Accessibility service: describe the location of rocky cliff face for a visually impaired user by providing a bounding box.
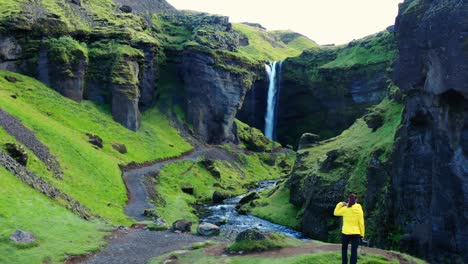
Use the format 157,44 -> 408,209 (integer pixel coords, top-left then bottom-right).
0,0 -> 163,131
178,50 -> 261,144
283,1 -> 466,262
276,31 -> 395,147
236,79 -> 268,131
390,0 -> 467,262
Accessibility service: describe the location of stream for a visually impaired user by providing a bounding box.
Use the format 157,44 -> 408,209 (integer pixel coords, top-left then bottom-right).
199,180 -> 308,240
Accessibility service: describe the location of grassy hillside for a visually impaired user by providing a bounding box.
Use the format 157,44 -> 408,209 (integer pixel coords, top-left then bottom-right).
0,167 -> 110,264
0,70 -> 191,224
233,24 -> 318,61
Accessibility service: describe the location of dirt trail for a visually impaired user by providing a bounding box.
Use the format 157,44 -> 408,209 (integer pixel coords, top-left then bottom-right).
123,146 -> 216,221
82,230 -> 210,264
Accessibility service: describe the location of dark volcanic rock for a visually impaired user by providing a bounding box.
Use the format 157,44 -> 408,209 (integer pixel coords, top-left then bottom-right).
364,112 -> 384,131
297,133 -> 320,150
4,76 -> 18,83
5,143 -> 28,166
143,209 -> 158,218
40,45 -> 88,102
111,143 -> 127,154
119,5 -> 132,13
86,133 -> 103,149
235,228 -> 266,242
390,0 -> 467,262
179,50 -> 252,144
212,190 -> 229,203
200,159 -> 221,179
236,79 -> 268,131
238,192 -> 259,205
171,219 -> 192,233
181,186 -> 194,195
138,43 -> 158,110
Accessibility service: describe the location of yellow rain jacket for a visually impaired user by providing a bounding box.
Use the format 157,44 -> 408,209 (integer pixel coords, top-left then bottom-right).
334,202 -> 365,237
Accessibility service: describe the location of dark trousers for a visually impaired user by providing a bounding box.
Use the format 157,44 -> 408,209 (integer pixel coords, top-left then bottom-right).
341,234 -> 360,264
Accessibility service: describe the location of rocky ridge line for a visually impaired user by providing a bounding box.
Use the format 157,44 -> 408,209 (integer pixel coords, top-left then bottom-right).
0,108 -> 64,179
0,150 -> 93,220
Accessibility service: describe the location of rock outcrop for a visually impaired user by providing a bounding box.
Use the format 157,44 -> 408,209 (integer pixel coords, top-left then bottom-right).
390,0 -> 467,262
179,50 -> 258,144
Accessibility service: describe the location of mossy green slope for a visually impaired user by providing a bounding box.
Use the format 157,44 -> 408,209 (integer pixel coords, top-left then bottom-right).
0,70 -> 191,224
0,167 -> 110,264
233,24 -> 318,61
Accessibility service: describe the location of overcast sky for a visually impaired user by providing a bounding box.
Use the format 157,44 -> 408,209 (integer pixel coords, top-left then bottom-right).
167,0 -> 404,45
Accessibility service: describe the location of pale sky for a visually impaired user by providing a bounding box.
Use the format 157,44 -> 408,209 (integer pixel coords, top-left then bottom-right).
167,0 -> 404,45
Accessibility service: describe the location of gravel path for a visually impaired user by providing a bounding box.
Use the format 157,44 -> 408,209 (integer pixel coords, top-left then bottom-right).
123,147 -> 217,221
84,230 -> 209,264
0,108 -> 63,179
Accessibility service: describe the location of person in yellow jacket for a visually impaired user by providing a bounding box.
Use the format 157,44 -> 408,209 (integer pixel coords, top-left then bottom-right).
334,193 -> 365,264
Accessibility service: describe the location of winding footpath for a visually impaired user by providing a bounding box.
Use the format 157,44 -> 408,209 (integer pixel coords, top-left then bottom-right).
83,147 -> 219,264
123,147 -> 215,221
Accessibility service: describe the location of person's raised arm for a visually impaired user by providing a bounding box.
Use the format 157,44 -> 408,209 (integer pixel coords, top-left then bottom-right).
334,202 -> 346,216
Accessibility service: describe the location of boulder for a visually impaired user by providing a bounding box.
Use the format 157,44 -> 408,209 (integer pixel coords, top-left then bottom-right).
298,133 -> 320,150
172,219 -> 192,233
364,113 -> 384,131
197,222 -> 220,236
212,191 -> 229,203
148,217 -> 169,231
201,159 -> 221,179
119,5 -> 132,13
143,208 -> 158,218
112,143 -> 127,154
4,76 -> 18,83
70,0 -> 81,6
235,229 -> 266,242
5,143 -> 28,166
86,133 -> 103,148
9,230 -> 36,244
319,149 -> 340,173
181,186 -> 194,195
238,192 -> 259,205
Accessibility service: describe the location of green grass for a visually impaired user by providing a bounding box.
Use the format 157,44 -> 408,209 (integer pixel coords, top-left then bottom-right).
321,31 -> 396,69
233,24 -> 318,61
0,70 -> 192,224
227,233 -> 302,252
250,185 -> 301,229
0,167 -> 110,264
150,247 -> 426,264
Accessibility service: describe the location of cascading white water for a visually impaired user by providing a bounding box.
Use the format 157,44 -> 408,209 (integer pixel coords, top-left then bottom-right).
264,61 -> 281,139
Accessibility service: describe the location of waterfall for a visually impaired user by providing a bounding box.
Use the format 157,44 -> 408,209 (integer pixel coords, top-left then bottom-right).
264,61 -> 282,140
